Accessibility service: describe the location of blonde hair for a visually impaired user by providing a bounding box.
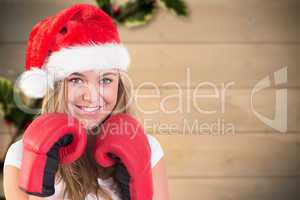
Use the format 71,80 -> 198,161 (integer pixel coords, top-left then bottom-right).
40,71 -> 137,200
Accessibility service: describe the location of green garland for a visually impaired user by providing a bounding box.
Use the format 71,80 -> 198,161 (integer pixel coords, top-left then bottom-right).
0,77 -> 41,149
96,0 -> 188,27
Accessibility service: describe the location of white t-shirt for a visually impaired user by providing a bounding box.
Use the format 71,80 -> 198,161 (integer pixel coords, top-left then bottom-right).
3,134 -> 164,200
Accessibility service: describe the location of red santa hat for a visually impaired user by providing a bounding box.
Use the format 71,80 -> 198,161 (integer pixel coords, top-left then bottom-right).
18,3 -> 130,99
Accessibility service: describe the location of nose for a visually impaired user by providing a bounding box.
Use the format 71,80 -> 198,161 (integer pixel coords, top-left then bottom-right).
82,84 -> 100,103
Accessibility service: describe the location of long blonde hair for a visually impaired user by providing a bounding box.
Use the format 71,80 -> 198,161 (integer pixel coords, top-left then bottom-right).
40,71 -> 137,200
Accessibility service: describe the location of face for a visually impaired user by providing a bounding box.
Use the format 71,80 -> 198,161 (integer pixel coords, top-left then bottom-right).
66,69 -> 119,130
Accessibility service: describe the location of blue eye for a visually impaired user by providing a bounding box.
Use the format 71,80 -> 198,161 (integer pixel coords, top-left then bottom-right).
100,78 -> 112,85
68,78 -> 83,84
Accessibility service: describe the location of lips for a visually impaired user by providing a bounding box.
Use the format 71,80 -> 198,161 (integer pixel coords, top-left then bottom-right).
76,105 -> 99,111
74,105 -> 102,115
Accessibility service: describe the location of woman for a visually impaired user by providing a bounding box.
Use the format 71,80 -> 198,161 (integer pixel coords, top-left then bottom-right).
3,4 -> 169,200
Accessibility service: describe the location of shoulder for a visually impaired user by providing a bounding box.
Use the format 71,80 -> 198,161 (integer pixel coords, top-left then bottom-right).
146,134 -> 164,168
3,139 -> 23,169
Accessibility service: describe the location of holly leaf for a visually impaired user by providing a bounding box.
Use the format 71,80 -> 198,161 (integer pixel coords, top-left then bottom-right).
160,0 -> 188,16
96,0 -> 113,16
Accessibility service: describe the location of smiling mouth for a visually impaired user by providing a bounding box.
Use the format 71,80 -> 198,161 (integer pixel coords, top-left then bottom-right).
75,105 -> 101,113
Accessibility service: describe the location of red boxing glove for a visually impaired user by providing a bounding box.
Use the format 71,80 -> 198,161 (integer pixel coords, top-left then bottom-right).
19,113 -> 87,197
93,113 -> 153,200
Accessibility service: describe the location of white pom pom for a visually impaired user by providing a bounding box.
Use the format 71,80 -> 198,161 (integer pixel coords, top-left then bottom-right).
18,68 -> 52,99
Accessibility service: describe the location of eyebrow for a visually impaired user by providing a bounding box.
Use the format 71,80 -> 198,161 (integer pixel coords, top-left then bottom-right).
69,72 -> 117,77
101,72 -> 118,76
70,72 -> 84,77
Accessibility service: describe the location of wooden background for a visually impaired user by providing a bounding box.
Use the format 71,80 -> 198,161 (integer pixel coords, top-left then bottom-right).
0,0 -> 299,199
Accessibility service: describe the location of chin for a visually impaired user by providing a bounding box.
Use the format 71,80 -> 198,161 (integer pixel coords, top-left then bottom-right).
79,119 -> 99,130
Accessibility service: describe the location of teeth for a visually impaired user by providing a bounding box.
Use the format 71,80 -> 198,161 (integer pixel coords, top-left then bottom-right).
77,106 -> 100,112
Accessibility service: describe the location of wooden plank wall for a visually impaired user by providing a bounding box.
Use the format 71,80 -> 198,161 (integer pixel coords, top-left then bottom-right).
0,0 -> 299,199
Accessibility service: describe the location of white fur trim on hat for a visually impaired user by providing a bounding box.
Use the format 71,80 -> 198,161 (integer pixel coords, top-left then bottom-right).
45,42 -> 130,80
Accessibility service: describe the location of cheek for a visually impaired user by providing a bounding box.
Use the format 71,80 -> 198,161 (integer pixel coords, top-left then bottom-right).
67,84 -> 83,102
101,84 -> 119,106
